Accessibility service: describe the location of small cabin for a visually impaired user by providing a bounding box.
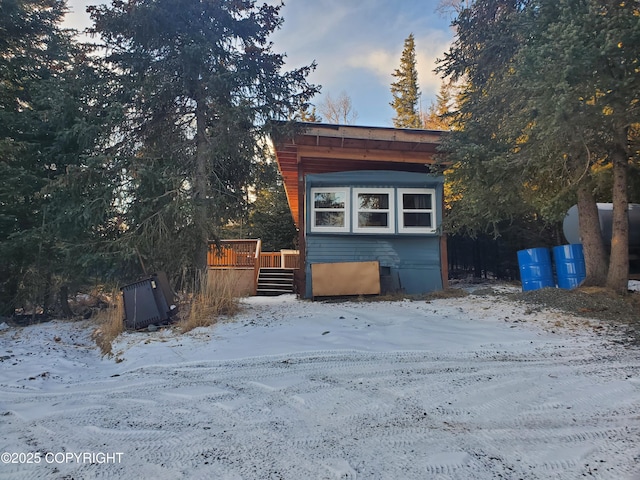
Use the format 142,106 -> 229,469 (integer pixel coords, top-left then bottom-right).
271,123 -> 447,299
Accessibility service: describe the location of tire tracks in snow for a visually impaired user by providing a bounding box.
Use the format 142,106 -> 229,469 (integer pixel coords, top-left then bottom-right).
1,344 -> 639,479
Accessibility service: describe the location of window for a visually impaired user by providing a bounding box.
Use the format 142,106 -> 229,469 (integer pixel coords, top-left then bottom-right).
309,186 -> 438,235
398,188 -> 436,233
310,188 -> 350,232
353,188 -> 395,234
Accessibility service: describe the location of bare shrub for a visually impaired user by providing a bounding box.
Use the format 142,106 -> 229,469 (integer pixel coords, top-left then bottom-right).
91,287 -> 125,357
178,270 -> 240,333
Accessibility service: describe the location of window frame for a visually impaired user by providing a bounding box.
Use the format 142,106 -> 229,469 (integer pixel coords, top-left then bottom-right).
309,187 -> 351,233
397,188 -> 437,234
352,187 -> 395,234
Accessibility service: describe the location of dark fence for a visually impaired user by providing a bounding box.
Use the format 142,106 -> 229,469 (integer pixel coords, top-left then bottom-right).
447,234 -> 521,281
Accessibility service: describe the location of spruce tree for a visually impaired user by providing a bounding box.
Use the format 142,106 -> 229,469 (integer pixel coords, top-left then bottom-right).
422,82 -> 455,130
0,0 -> 109,313
247,159 -> 297,252
88,0 -> 319,273
390,34 -> 423,129
438,0 -> 640,292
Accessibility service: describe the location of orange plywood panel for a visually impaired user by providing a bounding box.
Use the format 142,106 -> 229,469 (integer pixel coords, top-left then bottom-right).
311,261 -> 380,297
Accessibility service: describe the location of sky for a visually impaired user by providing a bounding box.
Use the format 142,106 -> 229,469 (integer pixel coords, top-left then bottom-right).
63,0 -> 456,128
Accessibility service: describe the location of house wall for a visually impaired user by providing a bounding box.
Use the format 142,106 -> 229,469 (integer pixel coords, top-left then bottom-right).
304,170 -> 444,298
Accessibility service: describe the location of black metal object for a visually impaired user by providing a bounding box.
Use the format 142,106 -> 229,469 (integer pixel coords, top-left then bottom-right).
121,274 -> 174,330
152,271 -> 177,306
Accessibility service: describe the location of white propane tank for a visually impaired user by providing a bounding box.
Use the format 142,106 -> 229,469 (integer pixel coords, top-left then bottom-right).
562,203 -> 640,246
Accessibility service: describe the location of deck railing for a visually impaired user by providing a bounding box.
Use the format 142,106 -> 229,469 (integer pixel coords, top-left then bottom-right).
259,250 -> 301,269
209,241 -> 299,269
260,252 -> 281,268
208,239 -> 260,268
208,239 -> 299,294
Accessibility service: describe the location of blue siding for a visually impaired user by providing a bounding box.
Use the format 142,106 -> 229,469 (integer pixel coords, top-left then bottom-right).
305,235 -> 442,297
305,170 -> 444,297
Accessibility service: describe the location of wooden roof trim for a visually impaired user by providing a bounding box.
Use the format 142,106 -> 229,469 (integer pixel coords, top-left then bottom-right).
296,145 -> 437,164
298,123 -> 444,145
294,136 -> 437,153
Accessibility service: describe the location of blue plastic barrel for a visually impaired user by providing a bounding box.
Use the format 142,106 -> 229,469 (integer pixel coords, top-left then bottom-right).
517,247 -> 555,291
553,244 -> 586,289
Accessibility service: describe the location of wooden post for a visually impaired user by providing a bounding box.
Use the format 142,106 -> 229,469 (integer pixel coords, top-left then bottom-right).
440,234 -> 449,289
296,160 -> 306,297
253,239 -> 261,296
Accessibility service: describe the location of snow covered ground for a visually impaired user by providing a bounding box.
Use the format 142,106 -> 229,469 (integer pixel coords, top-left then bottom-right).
1,286 -> 639,479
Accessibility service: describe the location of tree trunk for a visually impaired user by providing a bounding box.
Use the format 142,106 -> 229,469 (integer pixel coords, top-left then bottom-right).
194,94 -> 210,271
473,238 -> 482,278
606,134 -> 629,294
576,184 -> 608,286
59,286 -> 73,318
43,270 -> 53,313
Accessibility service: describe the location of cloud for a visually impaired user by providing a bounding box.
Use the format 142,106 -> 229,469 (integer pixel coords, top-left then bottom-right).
346,49 -> 396,81
345,30 -> 452,103
266,0 -> 455,110
415,31 -> 454,98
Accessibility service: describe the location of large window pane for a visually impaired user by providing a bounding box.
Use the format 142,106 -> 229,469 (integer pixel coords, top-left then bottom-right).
315,211 -> 345,227
314,192 -> 345,209
403,212 -> 431,227
358,212 -> 389,227
358,193 -> 389,210
403,193 -> 431,210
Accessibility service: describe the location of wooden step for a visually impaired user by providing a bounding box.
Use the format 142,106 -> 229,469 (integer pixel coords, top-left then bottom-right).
257,268 -> 294,296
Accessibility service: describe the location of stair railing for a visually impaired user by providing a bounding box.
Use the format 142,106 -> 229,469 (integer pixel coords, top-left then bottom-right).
254,239 -> 262,295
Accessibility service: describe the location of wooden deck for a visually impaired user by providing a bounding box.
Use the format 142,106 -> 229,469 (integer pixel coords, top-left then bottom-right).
208,240 -> 300,295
